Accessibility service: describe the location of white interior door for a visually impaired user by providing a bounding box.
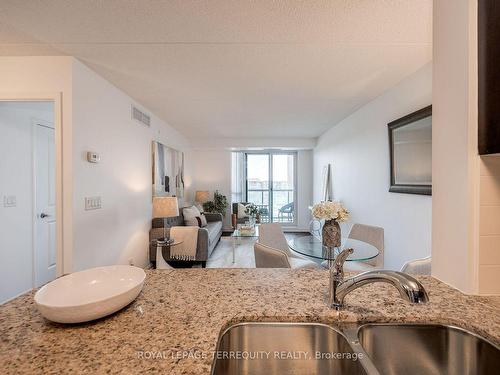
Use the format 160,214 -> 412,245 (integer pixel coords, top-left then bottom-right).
34,120 -> 56,287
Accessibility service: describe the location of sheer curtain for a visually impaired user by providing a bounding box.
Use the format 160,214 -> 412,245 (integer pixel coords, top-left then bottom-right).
231,152 -> 245,204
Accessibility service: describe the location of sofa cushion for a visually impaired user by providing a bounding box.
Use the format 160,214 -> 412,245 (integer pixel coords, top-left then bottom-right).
199,213 -> 208,227
183,206 -> 202,226
206,221 -> 222,246
193,215 -> 208,228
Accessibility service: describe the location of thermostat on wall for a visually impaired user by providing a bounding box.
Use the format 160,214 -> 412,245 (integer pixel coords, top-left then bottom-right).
87,152 -> 100,163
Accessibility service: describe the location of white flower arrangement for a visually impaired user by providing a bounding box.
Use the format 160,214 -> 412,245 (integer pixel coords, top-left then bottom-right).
245,203 -> 259,217
311,201 -> 349,222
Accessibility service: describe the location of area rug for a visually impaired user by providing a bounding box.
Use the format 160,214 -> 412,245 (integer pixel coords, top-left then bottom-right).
206,237 -> 256,268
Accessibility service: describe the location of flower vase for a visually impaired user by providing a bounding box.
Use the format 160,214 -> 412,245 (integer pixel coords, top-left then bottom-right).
322,219 -> 341,249
249,216 -> 256,227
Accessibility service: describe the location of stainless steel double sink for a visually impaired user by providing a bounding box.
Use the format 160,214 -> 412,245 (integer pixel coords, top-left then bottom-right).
211,322 -> 500,375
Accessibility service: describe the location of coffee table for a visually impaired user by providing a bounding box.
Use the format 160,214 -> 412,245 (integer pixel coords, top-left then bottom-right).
230,225 -> 259,264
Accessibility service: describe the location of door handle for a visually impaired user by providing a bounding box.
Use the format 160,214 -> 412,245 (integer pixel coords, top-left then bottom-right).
40,213 -> 50,218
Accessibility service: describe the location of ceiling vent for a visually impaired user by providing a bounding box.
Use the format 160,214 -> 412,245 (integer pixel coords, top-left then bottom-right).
131,105 -> 151,127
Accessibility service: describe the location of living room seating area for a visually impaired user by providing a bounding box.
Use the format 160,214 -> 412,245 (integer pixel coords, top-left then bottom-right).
149,205 -> 223,268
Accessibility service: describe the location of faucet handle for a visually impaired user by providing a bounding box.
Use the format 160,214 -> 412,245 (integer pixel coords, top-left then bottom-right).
332,248 -> 354,278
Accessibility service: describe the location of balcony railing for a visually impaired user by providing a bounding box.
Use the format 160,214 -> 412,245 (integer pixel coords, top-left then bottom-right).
247,189 -> 294,224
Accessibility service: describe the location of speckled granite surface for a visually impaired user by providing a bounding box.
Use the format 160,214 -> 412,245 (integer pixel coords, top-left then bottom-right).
1,269 -> 499,374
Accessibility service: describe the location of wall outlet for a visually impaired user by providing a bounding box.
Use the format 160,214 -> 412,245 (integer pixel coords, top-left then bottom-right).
128,258 -> 135,266
3,195 -> 16,208
85,196 -> 102,210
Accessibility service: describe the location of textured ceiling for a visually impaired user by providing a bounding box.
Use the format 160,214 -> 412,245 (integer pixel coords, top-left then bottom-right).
0,0 -> 432,139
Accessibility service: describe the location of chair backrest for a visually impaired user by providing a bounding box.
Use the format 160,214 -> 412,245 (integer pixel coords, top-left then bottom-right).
401,256 -> 431,275
254,243 -> 291,268
348,223 -> 384,267
258,223 -> 290,254
279,202 -> 294,213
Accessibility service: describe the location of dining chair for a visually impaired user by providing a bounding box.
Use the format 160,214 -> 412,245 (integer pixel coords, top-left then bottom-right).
278,202 -> 294,222
343,223 -> 384,272
254,223 -> 319,269
400,255 -> 431,275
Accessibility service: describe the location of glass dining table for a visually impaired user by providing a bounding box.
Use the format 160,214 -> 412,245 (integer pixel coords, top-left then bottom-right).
288,235 -> 379,264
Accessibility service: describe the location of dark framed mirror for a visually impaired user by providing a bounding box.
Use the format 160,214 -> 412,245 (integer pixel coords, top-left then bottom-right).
388,105 -> 432,195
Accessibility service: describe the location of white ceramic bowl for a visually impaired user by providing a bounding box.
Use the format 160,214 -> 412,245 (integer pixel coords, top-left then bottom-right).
34,265 -> 146,324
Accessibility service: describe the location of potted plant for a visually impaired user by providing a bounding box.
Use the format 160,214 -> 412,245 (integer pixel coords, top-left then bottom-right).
311,201 -> 350,248
202,190 -> 228,216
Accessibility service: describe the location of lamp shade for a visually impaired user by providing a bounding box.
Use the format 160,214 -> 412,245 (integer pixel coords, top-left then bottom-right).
152,196 -> 179,218
195,190 -> 210,203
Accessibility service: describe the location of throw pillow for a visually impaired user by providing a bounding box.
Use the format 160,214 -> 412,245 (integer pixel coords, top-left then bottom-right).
199,213 -> 208,227
237,203 -> 249,219
183,206 -> 201,227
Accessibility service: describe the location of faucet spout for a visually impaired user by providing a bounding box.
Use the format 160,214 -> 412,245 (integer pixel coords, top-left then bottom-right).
327,248 -> 429,310
333,270 -> 429,310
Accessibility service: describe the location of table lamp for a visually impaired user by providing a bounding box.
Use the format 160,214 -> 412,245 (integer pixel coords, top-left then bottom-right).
194,190 -> 210,211
153,196 -> 179,241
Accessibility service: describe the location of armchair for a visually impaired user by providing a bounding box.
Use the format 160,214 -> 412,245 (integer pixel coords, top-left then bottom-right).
232,202 -> 249,228
231,202 -> 264,228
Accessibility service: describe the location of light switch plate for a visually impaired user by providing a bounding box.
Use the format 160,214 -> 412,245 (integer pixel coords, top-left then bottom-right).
85,196 -> 102,210
3,195 -> 16,207
87,151 -> 100,163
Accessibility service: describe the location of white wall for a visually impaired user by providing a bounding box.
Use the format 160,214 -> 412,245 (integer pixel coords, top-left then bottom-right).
190,149 -> 233,229
313,63 -> 432,271
0,56 -> 74,275
71,60 -> 191,271
190,147 -> 314,231
431,0 -> 500,295
0,57 -> 193,290
189,137 -> 316,150
0,102 -> 54,303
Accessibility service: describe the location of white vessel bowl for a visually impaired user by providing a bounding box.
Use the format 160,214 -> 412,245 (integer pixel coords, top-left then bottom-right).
34,265 -> 146,324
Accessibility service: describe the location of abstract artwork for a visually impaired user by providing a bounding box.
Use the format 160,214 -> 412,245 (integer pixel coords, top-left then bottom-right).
152,141 -> 184,198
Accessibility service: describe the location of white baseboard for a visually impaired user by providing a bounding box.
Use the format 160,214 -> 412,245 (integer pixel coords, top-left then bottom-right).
1,288 -> 33,305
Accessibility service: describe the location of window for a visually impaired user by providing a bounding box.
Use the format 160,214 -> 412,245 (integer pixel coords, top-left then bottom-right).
244,151 -> 296,224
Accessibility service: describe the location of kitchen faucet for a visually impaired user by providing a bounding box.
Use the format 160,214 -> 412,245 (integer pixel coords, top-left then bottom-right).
329,248 -> 429,310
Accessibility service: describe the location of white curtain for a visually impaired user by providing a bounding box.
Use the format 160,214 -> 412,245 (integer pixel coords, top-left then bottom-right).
231,152 -> 245,204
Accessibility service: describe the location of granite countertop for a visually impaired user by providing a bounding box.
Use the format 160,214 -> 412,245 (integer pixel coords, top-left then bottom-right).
1,269 -> 499,374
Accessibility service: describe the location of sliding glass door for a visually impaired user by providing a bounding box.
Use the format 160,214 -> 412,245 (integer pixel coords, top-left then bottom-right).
245,152 -> 296,224
272,154 -> 295,223
246,153 -> 270,222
